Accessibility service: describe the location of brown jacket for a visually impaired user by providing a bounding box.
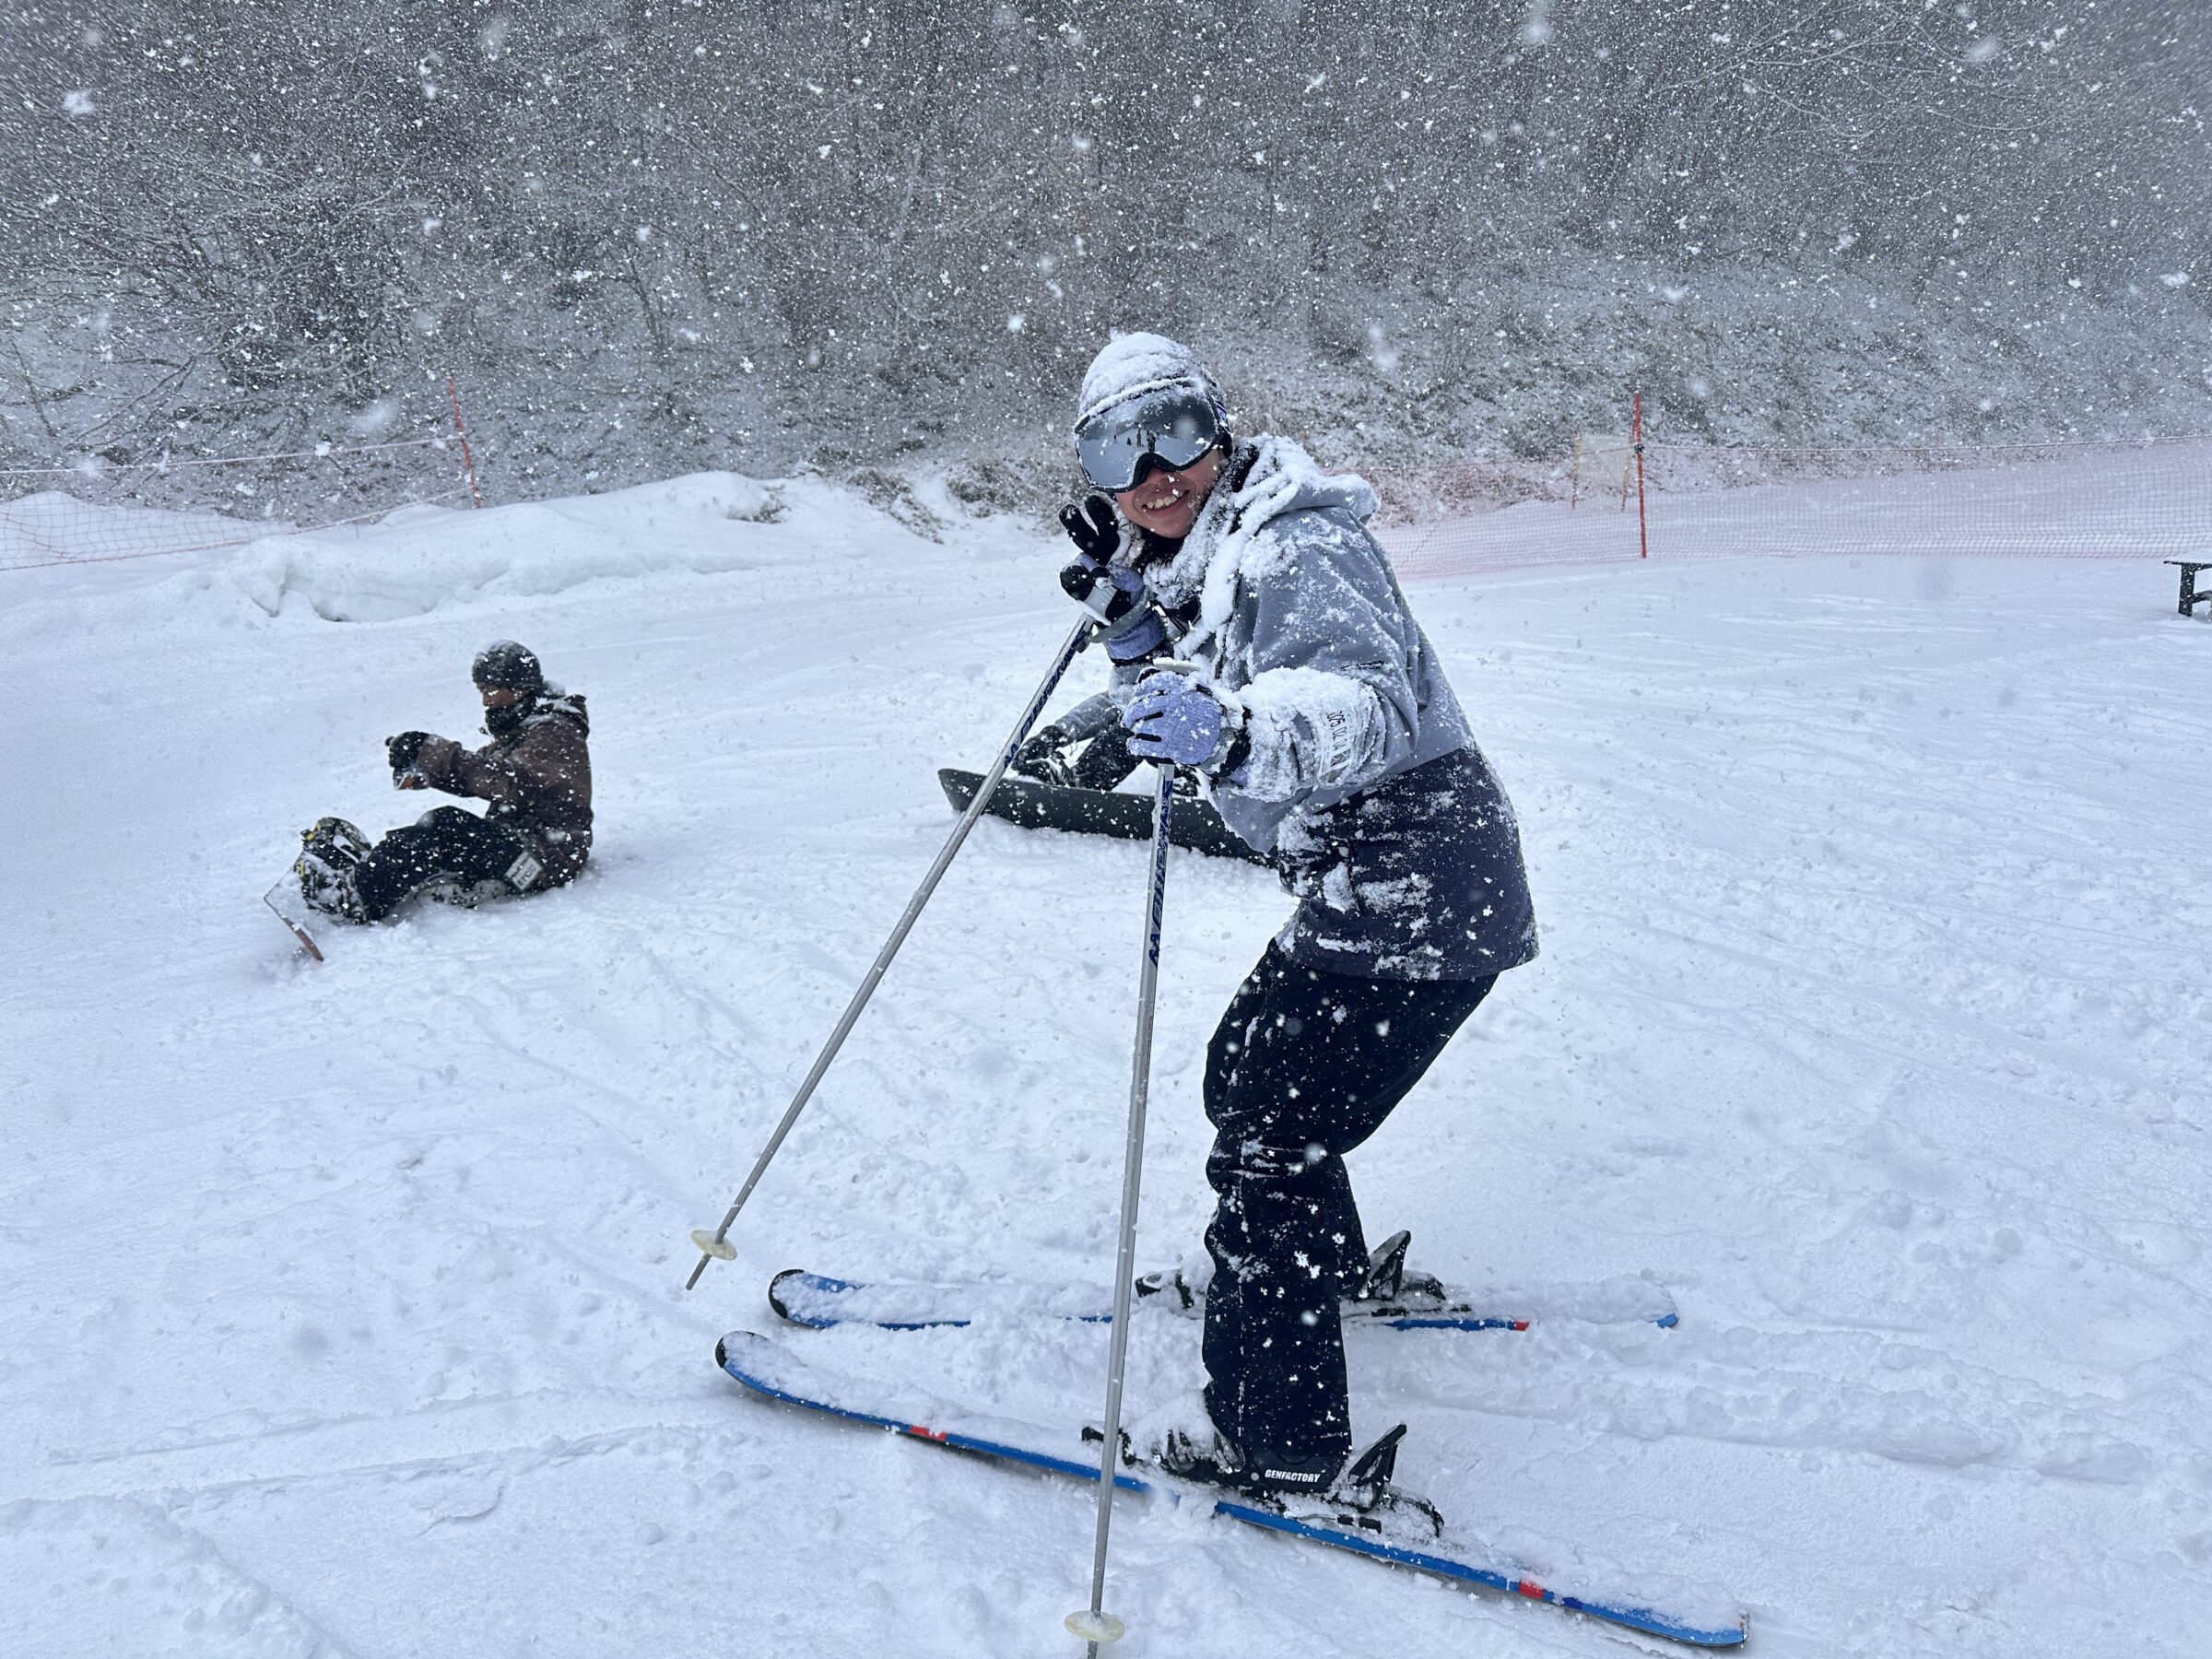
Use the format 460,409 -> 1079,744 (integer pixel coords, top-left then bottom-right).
414,694 -> 593,887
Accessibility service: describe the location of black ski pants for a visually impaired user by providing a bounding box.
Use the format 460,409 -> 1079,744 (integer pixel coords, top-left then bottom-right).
1202,942 -> 1494,1475
355,806 -> 534,922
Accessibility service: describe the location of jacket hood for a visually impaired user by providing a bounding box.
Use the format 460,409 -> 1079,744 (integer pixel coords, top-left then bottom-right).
1143,436 -> 1378,617
521,689 -> 589,738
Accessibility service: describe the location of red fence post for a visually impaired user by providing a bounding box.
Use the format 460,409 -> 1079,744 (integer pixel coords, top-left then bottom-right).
446,377 -> 484,509
1632,392 -> 1649,559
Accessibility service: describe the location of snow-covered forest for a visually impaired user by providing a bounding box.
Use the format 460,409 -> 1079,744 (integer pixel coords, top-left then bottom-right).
3,1 -> 2208,497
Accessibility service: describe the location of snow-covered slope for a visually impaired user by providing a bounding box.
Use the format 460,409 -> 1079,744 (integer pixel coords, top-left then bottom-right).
2,478 -> 2205,1657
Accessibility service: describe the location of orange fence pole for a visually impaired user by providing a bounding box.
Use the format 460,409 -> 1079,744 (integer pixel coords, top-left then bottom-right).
446,377 -> 484,509
1632,392 -> 1649,559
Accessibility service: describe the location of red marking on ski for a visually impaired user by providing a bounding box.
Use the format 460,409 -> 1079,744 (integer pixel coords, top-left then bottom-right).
905,1424 -> 948,1442
1516,1579 -> 1547,1599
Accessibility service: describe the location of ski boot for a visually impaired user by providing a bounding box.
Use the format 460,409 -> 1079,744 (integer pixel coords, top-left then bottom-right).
1154,1424 -> 1338,1500
1132,1263 -> 1205,1312
295,817 -> 370,922
1135,1231 -> 1452,1321
1141,1420 -> 1445,1541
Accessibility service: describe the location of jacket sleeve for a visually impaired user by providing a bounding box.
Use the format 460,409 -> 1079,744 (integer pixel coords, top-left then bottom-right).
1225,512 -> 1423,804
413,733 -> 531,805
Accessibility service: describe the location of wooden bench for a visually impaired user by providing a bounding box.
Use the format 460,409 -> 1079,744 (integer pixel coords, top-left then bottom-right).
2170,560 -> 2212,617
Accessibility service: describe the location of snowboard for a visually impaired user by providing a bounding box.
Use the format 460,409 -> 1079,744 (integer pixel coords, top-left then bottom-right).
263,875 -> 325,962
714,1329 -> 1747,1648
937,767 -> 1268,865
767,1266 -> 1679,1334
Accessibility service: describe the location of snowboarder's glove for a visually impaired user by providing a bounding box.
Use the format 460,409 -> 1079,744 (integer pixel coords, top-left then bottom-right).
1123,674 -> 1244,773
386,731 -> 432,775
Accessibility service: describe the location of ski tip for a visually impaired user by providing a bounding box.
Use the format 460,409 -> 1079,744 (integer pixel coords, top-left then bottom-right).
767,1268 -> 853,1328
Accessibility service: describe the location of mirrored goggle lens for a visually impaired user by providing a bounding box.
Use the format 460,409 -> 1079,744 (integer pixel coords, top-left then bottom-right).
1076,390 -> 1221,490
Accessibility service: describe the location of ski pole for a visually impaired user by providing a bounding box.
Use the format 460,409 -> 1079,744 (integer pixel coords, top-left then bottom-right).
1065,759 -> 1177,1653
685,612 -> 1100,1290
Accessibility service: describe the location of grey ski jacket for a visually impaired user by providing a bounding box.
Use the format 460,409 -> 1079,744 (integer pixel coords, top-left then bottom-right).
1107,437 -> 1536,981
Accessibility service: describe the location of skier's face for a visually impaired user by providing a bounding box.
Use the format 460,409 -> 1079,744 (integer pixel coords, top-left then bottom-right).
479,685 -> 524,709
1115,446 -> 1223,542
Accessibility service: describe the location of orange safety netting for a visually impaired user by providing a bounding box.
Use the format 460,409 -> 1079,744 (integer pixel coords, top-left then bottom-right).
1373,435 -> 2212,580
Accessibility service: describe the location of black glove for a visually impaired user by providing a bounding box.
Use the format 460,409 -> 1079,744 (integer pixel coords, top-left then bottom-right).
386,731 -> 431,775
1057,496 -> 1141,624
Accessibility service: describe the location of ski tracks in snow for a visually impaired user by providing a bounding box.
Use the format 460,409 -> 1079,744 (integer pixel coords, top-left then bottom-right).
5,493 -> 2209,1656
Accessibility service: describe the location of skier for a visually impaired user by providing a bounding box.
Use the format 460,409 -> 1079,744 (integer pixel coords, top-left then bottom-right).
1059,334 -> 1538,1516
295,641 -> 593,923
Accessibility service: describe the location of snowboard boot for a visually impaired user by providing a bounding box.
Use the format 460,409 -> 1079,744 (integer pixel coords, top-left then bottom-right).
295,818 -> 370,922
1010,729 -> 1077,788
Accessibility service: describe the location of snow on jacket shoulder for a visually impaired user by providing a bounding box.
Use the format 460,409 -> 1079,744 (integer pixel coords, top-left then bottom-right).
1145,437 -> 1470,840
412,693 -> 594,886
1138,437 -> 1536,981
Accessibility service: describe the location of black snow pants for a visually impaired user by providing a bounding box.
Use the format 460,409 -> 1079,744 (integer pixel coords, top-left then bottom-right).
1202,942 -> 1494,1475
354,806 -> 535,922
1070,724 -> 1141,794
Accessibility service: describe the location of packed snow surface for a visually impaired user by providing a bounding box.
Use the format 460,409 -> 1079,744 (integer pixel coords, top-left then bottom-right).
3,475 -> 2206,1658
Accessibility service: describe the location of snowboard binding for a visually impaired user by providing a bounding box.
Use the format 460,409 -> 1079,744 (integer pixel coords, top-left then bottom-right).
295,817 -> 370,922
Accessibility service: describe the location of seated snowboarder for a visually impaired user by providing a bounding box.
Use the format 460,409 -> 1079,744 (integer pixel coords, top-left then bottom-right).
295,641 -> 593,923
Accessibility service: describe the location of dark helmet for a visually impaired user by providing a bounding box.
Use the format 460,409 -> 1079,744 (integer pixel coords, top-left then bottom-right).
471,641 -> 545,694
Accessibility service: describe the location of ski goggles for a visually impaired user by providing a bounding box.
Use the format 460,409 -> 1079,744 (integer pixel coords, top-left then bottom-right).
1074,384 -> 1227,493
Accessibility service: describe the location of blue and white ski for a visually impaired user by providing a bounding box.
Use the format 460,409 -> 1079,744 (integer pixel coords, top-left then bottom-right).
768,1266 -> 1678,1334
715,1330 -> 1747,1649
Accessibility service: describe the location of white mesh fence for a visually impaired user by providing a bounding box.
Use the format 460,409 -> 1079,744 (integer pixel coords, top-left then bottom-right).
0,436 -> 475,572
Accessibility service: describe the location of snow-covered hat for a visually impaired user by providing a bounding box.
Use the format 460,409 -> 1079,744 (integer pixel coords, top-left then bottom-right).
1074,332 -> 1226,431
472,640 -> 546,693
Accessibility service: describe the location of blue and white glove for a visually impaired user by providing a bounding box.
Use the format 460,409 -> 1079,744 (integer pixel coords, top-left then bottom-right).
1123,675 -> 1234,769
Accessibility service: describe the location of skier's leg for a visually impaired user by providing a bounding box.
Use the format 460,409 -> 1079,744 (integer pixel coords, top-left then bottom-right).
1199,946 -> 1495,1477
353,806 -> 530,921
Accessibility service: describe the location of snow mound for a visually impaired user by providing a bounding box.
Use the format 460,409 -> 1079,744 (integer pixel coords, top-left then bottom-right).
228,473 -> 799,622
